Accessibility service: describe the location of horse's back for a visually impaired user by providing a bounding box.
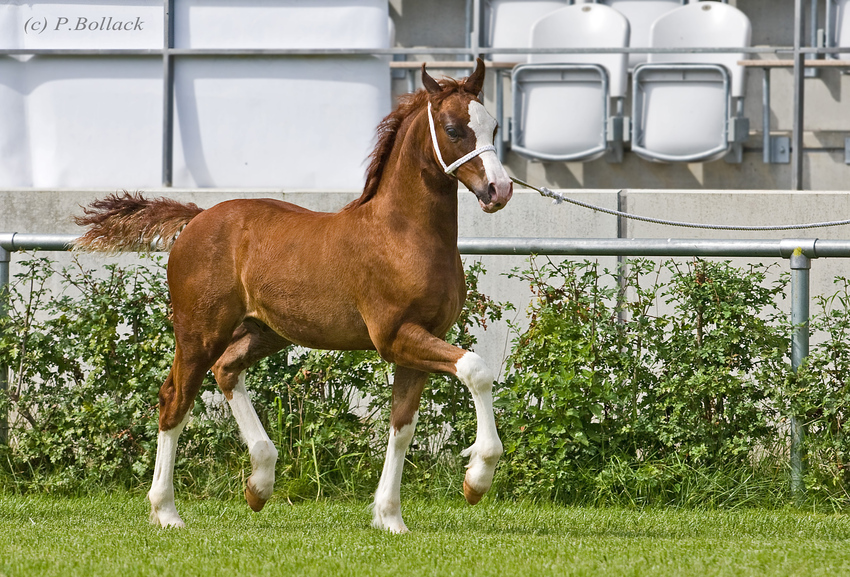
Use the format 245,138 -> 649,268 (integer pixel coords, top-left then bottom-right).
173,197 -> 332,247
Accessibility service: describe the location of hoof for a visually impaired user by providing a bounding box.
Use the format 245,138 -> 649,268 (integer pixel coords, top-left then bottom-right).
245,484 -> 267,512
149,505 -> 186,529
463,479 -> 484,505
371,497 -> 409,533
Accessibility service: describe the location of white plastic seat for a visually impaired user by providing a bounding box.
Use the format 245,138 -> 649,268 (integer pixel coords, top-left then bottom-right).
631,1 -> 751,163
510,4 -> 629,162
485,0 -> 569,63
598,0 -> 684,69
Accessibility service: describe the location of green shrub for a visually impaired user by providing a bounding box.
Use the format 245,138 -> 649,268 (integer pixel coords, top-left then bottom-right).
0,255 -> 172,492
496,257 -> 810,507
793,276 -> 850,500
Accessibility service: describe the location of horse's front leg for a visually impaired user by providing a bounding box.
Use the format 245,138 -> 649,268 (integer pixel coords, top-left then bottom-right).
455,352 -> 503,504
372,366 -> 428,533
382,324 -> 503,509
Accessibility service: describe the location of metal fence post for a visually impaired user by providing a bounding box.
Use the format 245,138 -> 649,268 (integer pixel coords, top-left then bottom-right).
0,245 -> 9,445
789,247 -> 811,498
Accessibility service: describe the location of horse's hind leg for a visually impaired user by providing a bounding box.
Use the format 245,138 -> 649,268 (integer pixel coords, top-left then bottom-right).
149,344 -> 218,528
372,365 -> 428,533
211,319 -> 290,512
148,371 -> 189,528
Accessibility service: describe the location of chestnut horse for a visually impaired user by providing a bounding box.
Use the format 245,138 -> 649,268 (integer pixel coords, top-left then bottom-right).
75,59 -> 512,533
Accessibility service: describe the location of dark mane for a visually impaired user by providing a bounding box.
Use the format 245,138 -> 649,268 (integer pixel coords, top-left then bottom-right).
345,77 -> 463,210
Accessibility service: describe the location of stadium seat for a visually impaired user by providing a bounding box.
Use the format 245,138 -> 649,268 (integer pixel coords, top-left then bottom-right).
597,0 -> 684,69
630,1 -> 751,163
484,0 -> 569,63
510,3 -> 630,162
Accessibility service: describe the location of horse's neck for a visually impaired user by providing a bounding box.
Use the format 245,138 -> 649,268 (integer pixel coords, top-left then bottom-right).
369,110 -> 460,244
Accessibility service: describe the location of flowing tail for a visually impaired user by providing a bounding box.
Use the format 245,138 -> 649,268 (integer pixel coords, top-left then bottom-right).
74,191 -> 204,252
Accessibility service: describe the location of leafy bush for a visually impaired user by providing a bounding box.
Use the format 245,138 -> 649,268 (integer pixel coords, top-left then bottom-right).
794,277 -> 850,500
496,257 -> 816,507
0,255 -> 173,492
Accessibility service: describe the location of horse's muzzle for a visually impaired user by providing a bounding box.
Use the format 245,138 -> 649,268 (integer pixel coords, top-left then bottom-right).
477,179 -> 513,213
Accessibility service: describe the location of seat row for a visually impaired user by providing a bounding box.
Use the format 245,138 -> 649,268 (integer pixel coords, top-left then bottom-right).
492,1 -> 751,163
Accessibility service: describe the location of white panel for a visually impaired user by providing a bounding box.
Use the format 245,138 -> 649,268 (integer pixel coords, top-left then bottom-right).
0,56 -> 162,188
172,57 -> 390,189
0,59 -> 30,186
0,1 -> 391,189
0,1 -> 162,50
174,0 -> 389,49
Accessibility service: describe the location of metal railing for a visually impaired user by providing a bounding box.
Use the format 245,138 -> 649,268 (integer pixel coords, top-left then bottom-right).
2,232 -> 850,496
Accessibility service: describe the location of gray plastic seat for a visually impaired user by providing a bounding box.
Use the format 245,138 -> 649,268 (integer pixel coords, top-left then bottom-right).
510,3 -> 630,162
598,0 -> 684,69
835,0 -> 850,52
630,1 -> 751,163
485,0 -> 569,63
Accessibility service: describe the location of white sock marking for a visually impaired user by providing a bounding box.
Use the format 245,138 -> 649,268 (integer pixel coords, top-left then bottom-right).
372,414 -> 418,533
227,373 -> 278,501
455,352 -> 503,495
148,412 -> 190,528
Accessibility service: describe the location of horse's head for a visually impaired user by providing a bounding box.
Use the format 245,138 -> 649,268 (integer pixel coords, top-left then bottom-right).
422,59 -> 513,213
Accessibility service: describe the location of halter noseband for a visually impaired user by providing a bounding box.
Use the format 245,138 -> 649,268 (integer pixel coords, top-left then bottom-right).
427,101 -> 496,175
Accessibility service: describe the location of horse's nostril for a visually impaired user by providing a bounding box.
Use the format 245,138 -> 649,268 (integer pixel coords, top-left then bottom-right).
487,182 -> 497,202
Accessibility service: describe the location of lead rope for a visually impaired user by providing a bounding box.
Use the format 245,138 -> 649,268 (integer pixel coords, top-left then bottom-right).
510,176 -> 850,231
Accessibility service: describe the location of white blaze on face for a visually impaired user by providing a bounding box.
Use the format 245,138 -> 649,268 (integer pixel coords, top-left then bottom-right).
467,101 -> 511,195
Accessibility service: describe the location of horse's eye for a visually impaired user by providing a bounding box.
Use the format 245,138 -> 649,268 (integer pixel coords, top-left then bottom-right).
445,126 -> 459,139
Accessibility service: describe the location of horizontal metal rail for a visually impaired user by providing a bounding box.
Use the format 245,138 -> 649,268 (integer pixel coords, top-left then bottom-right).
0,46 -> 795,57
457,237 -> 850,258
4,234 -> 850,258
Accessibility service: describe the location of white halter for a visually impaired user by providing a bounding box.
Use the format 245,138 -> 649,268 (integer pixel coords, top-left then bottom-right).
427,101 -> 497,175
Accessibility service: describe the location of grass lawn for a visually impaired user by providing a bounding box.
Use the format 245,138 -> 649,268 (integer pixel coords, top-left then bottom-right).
1,492 -> 849,576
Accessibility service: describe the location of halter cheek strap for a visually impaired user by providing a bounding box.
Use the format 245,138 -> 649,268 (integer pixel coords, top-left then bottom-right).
427,101 -> 496,175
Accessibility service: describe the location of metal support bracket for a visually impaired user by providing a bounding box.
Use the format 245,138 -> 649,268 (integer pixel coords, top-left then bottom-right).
761,66 -> 791,165
768,135 -> 792,164
724,116 -> 749,164
605,115 -> 628,164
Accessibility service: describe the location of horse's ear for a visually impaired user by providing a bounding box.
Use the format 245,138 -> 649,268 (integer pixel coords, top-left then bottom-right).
463,58 -> 486,96
421,64 -> 442,95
